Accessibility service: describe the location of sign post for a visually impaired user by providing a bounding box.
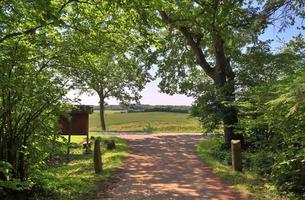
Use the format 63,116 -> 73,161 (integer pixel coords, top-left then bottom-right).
59,105 -> 93,155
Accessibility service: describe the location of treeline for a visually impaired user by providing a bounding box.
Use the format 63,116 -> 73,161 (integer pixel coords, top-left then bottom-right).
93,105 -> 125,110
93,105 -> 191,113
128,105 -> 190,113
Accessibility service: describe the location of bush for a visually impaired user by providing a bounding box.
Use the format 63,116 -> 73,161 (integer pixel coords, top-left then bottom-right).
243,151 -> 275,176
238,124 -> 276,176
143,123 -> 154,133
272,148 -> 305,197
237,70 -> 305,196
208,138 -> 231,165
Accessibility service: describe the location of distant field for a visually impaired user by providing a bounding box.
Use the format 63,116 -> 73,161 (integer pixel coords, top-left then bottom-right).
89,110 -> 202,133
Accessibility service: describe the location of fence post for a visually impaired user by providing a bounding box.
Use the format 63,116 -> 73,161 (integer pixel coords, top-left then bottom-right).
231,140 -> 242,172
93,138 -> 102,173
67,134 -> 71,162
85,134 -> 89,153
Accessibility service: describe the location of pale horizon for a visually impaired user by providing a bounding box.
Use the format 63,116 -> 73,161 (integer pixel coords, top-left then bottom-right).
67,79 -> 194,106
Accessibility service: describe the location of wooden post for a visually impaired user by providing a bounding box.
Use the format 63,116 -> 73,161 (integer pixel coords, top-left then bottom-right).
85,134 -> 89,153
67,134 -> 71,162
93,138 -> 102,173
67,134 -> 71,154
231,140 -> 242,172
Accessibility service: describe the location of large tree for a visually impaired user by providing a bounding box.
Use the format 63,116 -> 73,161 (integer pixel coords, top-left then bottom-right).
154,1 -> 255,146
123,0 -> 303,146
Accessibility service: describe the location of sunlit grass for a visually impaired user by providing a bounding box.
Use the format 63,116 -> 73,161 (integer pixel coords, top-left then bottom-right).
39,134 -> 128,200
196,139 -> 294,200
89,110 -> 202,133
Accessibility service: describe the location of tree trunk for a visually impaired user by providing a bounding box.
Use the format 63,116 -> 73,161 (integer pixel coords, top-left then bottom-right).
18,151 -> 26,181
98,95 -> 106,131
223,105 -> 239,147
213,76 -> 238,147
7,140 -> 17,176
213,32 -> 240,148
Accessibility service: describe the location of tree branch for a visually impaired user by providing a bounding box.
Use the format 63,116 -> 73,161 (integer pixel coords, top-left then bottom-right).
159,11 -> 215,78
254,0 -> 287,30
0,0 -> 77,44
0,25 -> 43,43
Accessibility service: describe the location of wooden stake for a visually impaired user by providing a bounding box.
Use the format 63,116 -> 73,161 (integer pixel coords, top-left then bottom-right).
93,138 -> 102,173
67,134 -> 71,161
85,133 -> 89,153
231,140 -> 242,172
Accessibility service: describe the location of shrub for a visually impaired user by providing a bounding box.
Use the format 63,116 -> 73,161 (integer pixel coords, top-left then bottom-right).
237,70 -> 305,195
208,138 -> 231,165
243,151 -> 275,176
143,123 -> 154,133
272,148 -> 305,197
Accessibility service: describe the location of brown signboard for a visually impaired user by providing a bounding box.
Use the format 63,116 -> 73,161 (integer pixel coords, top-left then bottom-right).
59,105 -> 93,136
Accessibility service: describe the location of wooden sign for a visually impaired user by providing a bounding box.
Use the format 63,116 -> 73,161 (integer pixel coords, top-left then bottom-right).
59,105 -> 93,136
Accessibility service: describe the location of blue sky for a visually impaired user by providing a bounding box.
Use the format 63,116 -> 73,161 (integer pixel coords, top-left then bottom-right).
69,17 -> 304,106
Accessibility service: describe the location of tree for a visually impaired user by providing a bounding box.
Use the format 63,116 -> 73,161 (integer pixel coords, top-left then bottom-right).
0,27 -> 67,184
0,0 -> 79,190
0,0 -> 75,44
122,0 -> 303,146
149,1 -> 256,146
59,3 -> 153,131
62,49 -> 151,131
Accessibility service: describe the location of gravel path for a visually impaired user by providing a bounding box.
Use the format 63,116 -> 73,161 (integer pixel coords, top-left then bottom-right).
95,134 -> 245,200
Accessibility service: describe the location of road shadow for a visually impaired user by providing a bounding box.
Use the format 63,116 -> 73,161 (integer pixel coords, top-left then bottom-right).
95,135 -> 244,200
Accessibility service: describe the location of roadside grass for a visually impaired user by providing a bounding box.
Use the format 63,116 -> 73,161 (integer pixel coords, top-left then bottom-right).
89,110 -> 201,133
37,134 -> 128,200
196,139 -> 294,200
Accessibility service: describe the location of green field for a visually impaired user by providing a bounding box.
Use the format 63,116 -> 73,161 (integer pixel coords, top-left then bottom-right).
89,110 -> 202,133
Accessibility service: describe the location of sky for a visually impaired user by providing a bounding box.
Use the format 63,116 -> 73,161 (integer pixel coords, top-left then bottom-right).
68,16 -> 304,106
68,80 -> 194,106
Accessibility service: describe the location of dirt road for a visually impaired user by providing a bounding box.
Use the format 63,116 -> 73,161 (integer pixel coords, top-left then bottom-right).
95,134 -> 243,200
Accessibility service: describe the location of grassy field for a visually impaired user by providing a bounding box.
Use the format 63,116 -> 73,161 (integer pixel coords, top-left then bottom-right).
89,110 -> 202,133
38,134 -> 128,200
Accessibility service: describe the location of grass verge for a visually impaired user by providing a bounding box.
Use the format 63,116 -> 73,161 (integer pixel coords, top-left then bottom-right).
196,138 -> 293,200
36,134 -> 128,200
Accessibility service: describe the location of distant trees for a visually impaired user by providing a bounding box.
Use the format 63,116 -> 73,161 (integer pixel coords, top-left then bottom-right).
127,105 -> 190,113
